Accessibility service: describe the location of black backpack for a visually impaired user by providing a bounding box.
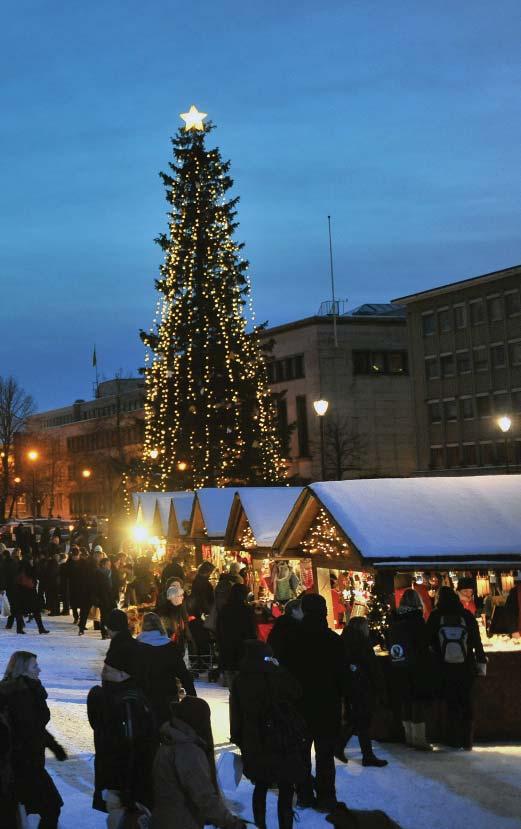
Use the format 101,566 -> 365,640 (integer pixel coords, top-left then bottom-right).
262,675 -> 307,755
111,686 -> 157,745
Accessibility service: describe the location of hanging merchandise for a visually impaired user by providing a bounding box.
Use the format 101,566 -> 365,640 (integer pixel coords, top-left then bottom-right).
501,573 -> 514,593
476,573 -> 491,598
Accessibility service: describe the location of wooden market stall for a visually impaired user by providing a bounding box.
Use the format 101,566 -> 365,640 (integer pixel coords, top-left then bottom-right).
189,487 -> 238,570
285,476 -> 521,739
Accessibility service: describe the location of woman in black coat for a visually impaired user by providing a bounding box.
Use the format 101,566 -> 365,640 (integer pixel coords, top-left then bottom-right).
338,617 -> 387,767
217,584 -> 257,687
0,650 -> 66,828
15,559 -> 49,635
387,588 -> 433,750
425,586 -> 487,750
230,640 -> 306,829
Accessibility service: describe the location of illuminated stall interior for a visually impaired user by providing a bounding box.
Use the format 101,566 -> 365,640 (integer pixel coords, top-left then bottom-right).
189,488 -> 240,580
131,490 -> 195,567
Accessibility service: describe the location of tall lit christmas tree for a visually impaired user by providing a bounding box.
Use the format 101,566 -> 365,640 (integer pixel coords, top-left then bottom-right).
141,106 -> 285,490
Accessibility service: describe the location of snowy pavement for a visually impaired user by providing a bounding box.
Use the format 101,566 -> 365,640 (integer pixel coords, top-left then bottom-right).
1,616 -> 520,829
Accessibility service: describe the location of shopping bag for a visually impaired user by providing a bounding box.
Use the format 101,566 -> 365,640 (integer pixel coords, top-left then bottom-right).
0,592 -> 10,618
216,750 -> 243,791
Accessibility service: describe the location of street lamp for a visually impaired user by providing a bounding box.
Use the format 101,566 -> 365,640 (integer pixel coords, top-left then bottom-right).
27,450 -> 39,532
177,460 -> 188,472
313,399 -> 329,481
497,416 -> 512,473
81,468 -> 92,479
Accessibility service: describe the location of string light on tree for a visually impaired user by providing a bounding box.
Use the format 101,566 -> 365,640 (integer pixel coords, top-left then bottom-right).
141,106 -> 286,490
240,524 -> 256,550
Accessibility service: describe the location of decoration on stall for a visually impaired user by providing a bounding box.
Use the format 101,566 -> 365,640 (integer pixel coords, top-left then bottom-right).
501,573 -> 514,593
122,472 -> 132,516
366,588 -> 391,648
301,508 -> 351,559
239,524 -> 256,550
476,573 -> 491,598
140,109 -> 286,490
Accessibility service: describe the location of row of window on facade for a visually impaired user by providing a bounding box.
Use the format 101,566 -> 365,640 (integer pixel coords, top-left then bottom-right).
428,390 -> 521,425
430,440 -> 521,470
277,395 -> 310,459
267,350 -> 408,384
425,340 -> 521,380
66,424 -> 144,453
422,289 -> 521,337
80,398 -> 143,420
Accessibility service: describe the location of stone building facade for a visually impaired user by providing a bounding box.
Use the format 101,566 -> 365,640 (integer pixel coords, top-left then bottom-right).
393,264 -> 521,474
261,305 -> 416,482
17,379 -> 144,519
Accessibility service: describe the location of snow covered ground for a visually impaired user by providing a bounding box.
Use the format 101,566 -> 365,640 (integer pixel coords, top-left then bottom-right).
1,616 -> 520,829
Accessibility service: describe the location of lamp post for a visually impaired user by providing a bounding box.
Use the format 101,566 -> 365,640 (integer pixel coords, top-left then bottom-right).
81,469 -> 92,515
497,416 -> 512,473
27,450 -> 39,534
313,399 -> 329,481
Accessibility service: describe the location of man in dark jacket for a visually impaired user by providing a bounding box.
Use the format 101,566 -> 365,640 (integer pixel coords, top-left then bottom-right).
160,555 -> 185,591
96,558 -> 116,639
45,551 -> 61,616
2,549 -> 22,630
283,593 -> 344,812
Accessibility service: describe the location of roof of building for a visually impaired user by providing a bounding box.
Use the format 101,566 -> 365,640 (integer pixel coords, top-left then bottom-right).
348,303 -> 406,318
262,311 -> 406,337
392,264 -> 521,306
309,476 -> 521,562
195,488 -> 238,538
233,487 -> 304,547
170,492 -> 195,535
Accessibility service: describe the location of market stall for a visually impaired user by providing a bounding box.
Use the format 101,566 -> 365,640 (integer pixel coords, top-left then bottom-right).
294,476 -> 521,738
188,487 -> 239,574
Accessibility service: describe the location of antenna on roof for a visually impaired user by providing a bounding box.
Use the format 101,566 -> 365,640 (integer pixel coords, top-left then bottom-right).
327,215 -> 338,347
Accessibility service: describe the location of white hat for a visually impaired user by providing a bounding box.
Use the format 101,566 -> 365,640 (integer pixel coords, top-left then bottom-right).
94,545 -> 103,553
167,584 -> 184,606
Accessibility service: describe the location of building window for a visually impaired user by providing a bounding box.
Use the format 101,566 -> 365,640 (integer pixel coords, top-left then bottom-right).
443,399 -> 457,421
388,352 -> 409,374
480,443 -> 494,466
509,340 -> 521,366
276,398 -> 289,452
446,445 -> 460,468
267,354 -> 305,384
353,350 -> 408,376
470,299 -> 485,326
513,390 -> 521,412
454,305 -> 466,329
425,357 -> 439,380
493,392 -> 510,415
487,295 -> 503,322
495,441 -> 508,465
462,444 -> 477,466
440,354 -> 455,377
491,344 -> 506,369
460,397 -> 474,420
371,352 -> 385,373
505,290 -> 521,317
473,346 -> 488,372
295,395 -> 309,457
430,446 -> 444,469
428,401 -> 442,424
422,313 -> 435,336
456,351 -> 471,375
476,395 -> 491,418
438,308 -> 451,333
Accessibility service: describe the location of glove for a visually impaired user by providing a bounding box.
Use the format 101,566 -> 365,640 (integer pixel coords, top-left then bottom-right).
53,742 -> 68,761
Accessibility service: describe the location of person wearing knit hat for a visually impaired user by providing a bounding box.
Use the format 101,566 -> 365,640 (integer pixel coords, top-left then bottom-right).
151,696 -> 245,829
457,577 -> 477,616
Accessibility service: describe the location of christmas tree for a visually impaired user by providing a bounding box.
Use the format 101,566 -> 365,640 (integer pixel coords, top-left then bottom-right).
366,587 -> 392,648
141,106 -> 285,490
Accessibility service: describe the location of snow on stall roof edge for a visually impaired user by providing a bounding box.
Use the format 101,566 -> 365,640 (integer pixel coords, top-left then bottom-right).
236,487 -> 303,547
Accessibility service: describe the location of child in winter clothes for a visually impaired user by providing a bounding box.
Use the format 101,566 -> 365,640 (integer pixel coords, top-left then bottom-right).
151,696 -> 245,829
339,617 -> 388,767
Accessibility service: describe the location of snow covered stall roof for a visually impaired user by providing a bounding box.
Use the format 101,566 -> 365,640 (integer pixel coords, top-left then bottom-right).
134,491 -> 195,538
225,487 -> 303,551
275,477 -> 521,567
189,488 -> 238,540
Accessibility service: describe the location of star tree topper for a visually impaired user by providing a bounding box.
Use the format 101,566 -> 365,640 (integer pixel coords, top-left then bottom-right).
180,104 -> 208,131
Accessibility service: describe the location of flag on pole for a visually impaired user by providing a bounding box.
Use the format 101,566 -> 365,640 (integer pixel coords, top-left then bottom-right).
92,346 -> 97,368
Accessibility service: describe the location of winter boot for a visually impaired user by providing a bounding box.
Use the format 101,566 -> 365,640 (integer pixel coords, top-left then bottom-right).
402,720 -> 413,745
411,722 -> 432,751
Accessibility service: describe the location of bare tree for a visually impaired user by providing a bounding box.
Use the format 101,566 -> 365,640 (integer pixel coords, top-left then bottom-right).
322,415 -> 367,480
0,376 -> 35,521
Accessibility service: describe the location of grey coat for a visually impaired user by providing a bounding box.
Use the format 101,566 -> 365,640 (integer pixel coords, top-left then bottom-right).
151,719 -> 242,829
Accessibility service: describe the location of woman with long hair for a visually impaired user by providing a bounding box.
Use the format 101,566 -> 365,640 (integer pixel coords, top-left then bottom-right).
151,696 -> 245,829
425,586 -> 486,750
0,651 -> 66,828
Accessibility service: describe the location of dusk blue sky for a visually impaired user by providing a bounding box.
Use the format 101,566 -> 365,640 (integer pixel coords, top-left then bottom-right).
2,1 -> 520,411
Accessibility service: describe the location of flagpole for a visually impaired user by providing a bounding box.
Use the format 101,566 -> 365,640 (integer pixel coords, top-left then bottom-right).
92,346 -> 99,398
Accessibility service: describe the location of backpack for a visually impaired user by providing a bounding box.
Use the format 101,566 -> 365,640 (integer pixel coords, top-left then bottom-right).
111,687 -> 157,745
262,675 -> 307,755
438,615 -> 468,664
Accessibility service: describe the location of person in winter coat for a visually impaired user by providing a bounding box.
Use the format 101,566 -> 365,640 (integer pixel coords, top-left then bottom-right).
386,589 -> 433,750
504,575 -> 521,637
96,557 -> 117,639
337,617 -> 388,767
425,586 -> 487,750
75,551 -> 96,635
230,640 -> 306,829
87,659 -> 157,822
160,556 -> 185,591
283,593 -> 344,812
189,560 -> 215,618
156,582 -> 194,649
15,559 -> 49,635
3,548 -> 22,630
217,583 -> 257,687
45,548 -> 61,615
66,547 -> 81,624
136,612 -> 196,726
151,696 -> 245,829
0,651 -> 67,829
267,598 -> 303,666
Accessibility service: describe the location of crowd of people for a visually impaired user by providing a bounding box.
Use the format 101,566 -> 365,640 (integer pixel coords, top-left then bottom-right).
0,540 -> 509,829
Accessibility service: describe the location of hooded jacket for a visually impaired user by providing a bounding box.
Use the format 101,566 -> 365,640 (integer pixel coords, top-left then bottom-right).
151,719 -> 242,829
136,630 -> 196,725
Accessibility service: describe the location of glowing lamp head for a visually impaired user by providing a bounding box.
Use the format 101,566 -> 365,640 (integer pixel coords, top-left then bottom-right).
149,449 -> 159,459
177,460 -> 188,472
81,469 -> 92,479
498,415 -> 512,433
313,399 -> 329,417
133,526 -> 148,543
27,450 -> 39,462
